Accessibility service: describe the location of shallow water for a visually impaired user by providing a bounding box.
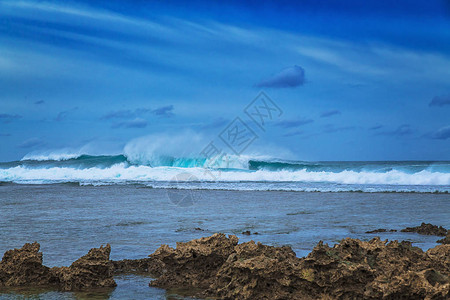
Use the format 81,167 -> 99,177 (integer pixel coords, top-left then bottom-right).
0,184 -> 449,299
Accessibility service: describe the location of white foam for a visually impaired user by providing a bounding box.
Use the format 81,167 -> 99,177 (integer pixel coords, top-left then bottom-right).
1,164 -> 450,187
21,152 -> 83,161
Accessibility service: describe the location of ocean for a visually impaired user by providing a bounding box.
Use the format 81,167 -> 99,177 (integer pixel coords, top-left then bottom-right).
0,155 -> 449,298
1,154 -> 450,193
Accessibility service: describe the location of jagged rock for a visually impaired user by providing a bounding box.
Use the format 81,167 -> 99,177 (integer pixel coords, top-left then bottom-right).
241,231 -> 259,235
206,240 -> 303,299
149,234 -> 450,300
0,242 -> 57,287
51,244 -> 116,291
366,229 -> 397,233
437,233 -> 450,245
149,233 -> 238,290
111,258 -> 164,276
401,223 -> 448,236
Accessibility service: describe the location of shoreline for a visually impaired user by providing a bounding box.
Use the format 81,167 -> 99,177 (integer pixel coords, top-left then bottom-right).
1,224 -> 449,299
1,181 -> 450,194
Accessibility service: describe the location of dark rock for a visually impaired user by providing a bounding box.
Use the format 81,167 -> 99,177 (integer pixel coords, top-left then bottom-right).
194,227 -> 204,231
366,229 -> 397,233
241,231 -> 258,235
149,234 -> 450,300
111,258 -> 164,276
0,242 -> 116,291
0,242 -> 57,287
149,233 -> 238,290
437,232 -> 450,245
401,223 -> 448,236
366,228 -> 387,233
51,244 -> 116,291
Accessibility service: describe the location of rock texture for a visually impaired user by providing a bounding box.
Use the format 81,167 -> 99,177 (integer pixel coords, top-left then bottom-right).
0,243 -> 116,291
149,234 -> 450,300
149,233 -> 239,290
0,242 -> 57,287
111,257 -> 164,276
51,244 -> 116,291
437,233 -> 450,245
401,223 -> 448,236
365,229 -> 397,233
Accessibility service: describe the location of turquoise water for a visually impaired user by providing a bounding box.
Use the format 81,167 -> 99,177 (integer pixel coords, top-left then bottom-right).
0,155 -> 450,193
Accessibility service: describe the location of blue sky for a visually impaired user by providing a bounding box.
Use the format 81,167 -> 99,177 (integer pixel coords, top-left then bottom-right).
0,0 -> 449,162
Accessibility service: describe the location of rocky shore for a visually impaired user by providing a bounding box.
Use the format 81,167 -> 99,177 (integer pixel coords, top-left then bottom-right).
148,233 -> 449,299
1,223 -> 449,299
0,242 -> 116,291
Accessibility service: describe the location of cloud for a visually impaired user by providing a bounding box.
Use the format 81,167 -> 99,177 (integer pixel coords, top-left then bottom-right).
199,118 -> 229,130
102,106 -> 174,120
18,138 -> 46,149
34,100 -> 45,105
369,125 -> 383,130
323,124 -> 356,133
429,94 -> 450,107
0,113 -> 22,123
320,110 -> 341,118
430,125 -> 450,140
376,124 -> 414,137
55,107 -> 78,121
256,65 -> 305,88
282,130 -> 304,137
112,118 -> 148,129
101,109 -> 148,120
152,105 -> 174,118
275,118 -> 313,128
0,133 -> 11,137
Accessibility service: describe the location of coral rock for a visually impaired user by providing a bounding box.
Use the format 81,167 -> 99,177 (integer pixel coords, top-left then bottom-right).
149,233 -> 238,289
401,223 -> 448,236
51,244 -> 116,291
0,242 -> 56,287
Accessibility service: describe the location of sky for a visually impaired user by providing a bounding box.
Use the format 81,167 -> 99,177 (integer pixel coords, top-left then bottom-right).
0,0 -> 450,162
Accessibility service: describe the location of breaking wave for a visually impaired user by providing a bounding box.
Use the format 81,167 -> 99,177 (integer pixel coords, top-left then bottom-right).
0,154 -> 449,192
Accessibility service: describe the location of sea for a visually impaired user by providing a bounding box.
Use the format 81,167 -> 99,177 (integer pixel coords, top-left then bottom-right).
0,154 -> 449,299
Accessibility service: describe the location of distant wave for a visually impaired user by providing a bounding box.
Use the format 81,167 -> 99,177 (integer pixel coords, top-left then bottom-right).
21,152 -> 84,161
2,154 -> 449,193
0,164 -> 449,185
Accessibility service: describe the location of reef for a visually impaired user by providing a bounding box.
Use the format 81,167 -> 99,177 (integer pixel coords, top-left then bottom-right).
365,228 -> 397,234
401,223 -> 448,236
111,257 -> 164,276
149,234 -> 450,300
0,242 -> 116,291
437,233 -> 450,245
1,235 -> 449,299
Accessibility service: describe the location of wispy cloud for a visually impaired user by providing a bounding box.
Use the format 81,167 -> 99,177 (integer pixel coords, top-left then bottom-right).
102,106 -> 174,120
18,138 -> 46,149
320,110 -> 341,118
34,100 -> 45,105
199,117 -> 229,130
275,118 -> 313,128
376,124 -> 414,137
0,113 -> 22,123
282,130 -> 304,137
323,124 -> 355,133
101,109 -> 147,120
429,125 -> 450,140
112,118 -> 147,129
429,94 -> 450,107
369,125 -> 383,130
0,133 -> 11,137
152,105 -> 174,118
256,65 -> 305,88
55,107 -> 78,122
